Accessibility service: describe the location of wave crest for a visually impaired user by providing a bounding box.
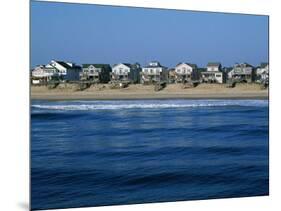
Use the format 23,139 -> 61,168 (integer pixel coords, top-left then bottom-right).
32,100 -> 268,111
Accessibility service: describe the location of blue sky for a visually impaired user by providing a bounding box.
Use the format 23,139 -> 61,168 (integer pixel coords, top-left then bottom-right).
31,1 -> 269,68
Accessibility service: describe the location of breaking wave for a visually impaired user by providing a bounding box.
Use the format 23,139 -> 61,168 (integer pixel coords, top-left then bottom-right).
32,100 -> 268,111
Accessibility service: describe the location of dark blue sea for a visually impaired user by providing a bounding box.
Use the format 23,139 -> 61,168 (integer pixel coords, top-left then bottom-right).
31,99 -> 269,210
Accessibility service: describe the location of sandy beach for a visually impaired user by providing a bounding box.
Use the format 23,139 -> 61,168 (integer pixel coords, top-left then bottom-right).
30,83 -> 268,100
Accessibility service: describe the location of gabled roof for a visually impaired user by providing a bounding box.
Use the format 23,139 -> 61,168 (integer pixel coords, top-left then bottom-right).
175,62 -> 197,69
55,61 -> 72,69
112,62 -> 141,69
244,63 -> 253,67
207,62 -> 221,67
112,63 -> 133,68
82,64 -> 111,69
123,63 -> 133,68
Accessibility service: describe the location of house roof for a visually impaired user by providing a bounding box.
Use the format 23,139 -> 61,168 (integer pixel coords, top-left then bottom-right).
235,63 -> 253,68
55,61 -> 72,69
112,63 -> 133,68
207,62 -> 221,67
244,63 -> 253,67
82,64 -> 111,69
123,63 -> 133,68
38,65 -> 56,70
142,61 -> 164,68
175,62 -> 197,69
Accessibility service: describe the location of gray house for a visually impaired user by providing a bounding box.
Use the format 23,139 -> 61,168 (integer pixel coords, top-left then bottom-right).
228,63 -> 254,83
174,62 -> 200,83
48,60 -> 81,81
141,61 -> 168,84
111,63 -> 141,83
80,64 -> 111,83
201,62 -> 226,84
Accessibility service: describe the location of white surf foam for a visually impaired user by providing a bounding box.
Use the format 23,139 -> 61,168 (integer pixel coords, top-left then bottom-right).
32,100 -> 268,111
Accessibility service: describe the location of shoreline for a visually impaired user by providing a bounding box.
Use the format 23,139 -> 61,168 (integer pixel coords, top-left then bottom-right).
31,93 -> 268,100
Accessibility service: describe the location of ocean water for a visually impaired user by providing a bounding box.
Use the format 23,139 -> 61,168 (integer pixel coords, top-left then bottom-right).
31,99 -> 269,210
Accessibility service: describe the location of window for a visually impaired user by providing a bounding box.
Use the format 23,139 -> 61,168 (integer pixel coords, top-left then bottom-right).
215,74 -> 222,77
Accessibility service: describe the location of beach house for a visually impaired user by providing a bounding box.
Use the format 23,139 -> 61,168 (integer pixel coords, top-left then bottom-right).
201,62 -> 226,84
228,63 -> 254,83
31,60 -> 81,84
168,68 -> 176,83
111,63 -> 141,83
174,62 -> 200,83
49,60 -> 81,81
80,64 -> 111,83
141,61 -> 168,84
255,63 -> 269,83
31,65 -> 60,84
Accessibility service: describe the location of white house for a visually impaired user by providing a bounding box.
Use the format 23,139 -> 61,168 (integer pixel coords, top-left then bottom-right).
111,63 -> 141,83
31,65 -> 60,84
201,62 -> 225,84
228,63 -> 254,83
174,62 -> 200,83
141,61 -> 168,84
256,63 -> 269,83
